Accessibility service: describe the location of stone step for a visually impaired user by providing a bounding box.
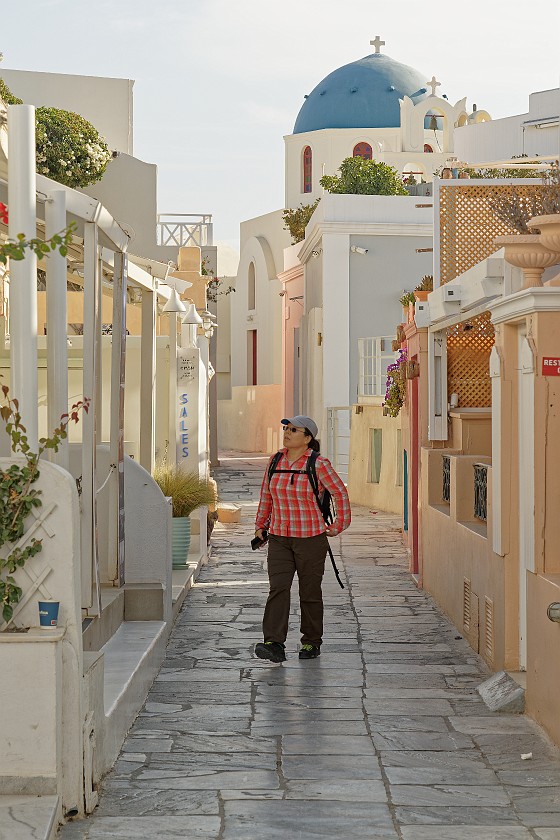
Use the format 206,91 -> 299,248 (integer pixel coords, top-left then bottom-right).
0,795 -> 58,840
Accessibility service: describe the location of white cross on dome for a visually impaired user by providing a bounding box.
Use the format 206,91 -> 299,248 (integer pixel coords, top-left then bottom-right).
427,76 -> 441,96
370,36 -> 385,54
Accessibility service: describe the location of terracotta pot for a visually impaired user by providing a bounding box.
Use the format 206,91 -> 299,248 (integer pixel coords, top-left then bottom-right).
414,290 -> 430,302
494,234 -> 558,288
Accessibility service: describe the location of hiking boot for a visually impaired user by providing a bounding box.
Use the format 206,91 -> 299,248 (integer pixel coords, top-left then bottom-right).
255,641 -> 286,663
299,644 -> 320,659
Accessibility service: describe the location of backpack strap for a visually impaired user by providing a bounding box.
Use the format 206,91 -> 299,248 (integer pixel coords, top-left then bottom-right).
306,452 -> 344,590
267,451 -> 283,485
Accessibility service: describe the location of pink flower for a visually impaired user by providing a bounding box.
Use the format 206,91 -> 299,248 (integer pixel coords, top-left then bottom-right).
0,203 -> 8,225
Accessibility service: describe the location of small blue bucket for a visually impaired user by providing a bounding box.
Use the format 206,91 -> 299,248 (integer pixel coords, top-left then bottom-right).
38,601 -> 60,627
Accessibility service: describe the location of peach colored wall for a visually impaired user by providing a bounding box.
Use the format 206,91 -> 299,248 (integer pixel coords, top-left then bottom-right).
421,448 -> 509,669
37,292 -> 142,335
348,405 -> 403,514
526,572 -> 560,746
449,411 -> 492,455
217,384 -> 283,454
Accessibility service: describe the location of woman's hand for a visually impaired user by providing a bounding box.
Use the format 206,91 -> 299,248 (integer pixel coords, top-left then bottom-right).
325,525 -> 336,537
255,529 -> 265,541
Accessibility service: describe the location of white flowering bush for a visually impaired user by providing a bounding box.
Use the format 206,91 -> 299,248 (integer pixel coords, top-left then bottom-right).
35,107 -> 111,188
1,76 -> 111,188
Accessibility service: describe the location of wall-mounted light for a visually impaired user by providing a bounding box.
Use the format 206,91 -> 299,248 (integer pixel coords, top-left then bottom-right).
311,249 -> 322,258
547,603 -> 560,623
350,246 -> 368,255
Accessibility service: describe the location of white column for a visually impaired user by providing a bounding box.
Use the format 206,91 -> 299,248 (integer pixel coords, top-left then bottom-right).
81,223 -> 100,611
168,314 -> 178,468
7,104 -> 38,450
108,252 -> 127,586
45,190 -> 69,469
322,234 -> 350,437
139,283 -> 157,472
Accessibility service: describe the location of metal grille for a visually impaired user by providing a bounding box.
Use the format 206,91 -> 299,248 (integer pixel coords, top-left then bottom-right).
474,463 -> 488,521
463,578 -> 472,632
484,596 -> 494,662
442,455 -> 451,503
438,182 -> 541,286
447,311 -> 495,407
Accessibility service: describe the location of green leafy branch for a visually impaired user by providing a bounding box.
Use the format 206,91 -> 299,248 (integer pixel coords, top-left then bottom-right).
0,219 -> 77,266
0,382 -> 90,623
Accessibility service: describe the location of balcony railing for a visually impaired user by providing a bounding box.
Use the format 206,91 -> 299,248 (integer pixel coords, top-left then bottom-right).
157,214 -> 214,248
474,463 -> 488,521
442,455 -> 451,503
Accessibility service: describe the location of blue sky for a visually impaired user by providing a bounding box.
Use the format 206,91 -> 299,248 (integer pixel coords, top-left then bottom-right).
3,0 -> 560,271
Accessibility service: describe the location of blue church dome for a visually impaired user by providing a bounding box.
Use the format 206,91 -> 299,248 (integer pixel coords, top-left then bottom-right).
293,53 -> 429,134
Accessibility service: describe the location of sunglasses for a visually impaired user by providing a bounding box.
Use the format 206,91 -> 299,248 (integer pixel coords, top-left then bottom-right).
283,425 -> 305,434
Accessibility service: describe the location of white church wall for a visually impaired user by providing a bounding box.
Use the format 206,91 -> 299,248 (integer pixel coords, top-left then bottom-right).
0,68 -> 133,154
285,126 -> 453,209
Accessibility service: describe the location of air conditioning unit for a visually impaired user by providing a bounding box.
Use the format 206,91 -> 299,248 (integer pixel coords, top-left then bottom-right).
443,285 -> 461,303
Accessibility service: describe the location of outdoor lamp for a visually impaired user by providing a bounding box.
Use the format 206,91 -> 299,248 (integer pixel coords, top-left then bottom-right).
182,303 -> 203,325
162,287 -> 186,314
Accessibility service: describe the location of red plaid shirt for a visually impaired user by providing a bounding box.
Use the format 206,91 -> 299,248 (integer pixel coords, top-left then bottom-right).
255,448 -> 351,538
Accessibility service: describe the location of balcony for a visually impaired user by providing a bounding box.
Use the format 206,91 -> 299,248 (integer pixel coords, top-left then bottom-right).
156,214 -> 213,248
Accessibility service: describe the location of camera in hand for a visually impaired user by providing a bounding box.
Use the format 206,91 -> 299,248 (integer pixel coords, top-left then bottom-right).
251,530 -> 268,550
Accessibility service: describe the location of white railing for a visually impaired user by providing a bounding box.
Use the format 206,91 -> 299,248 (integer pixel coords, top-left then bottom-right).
157,214 -> 214,247
358,336 -> 396,397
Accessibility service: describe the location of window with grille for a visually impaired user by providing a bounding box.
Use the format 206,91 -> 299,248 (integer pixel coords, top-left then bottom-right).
358,337 -> 395,397
353,142 -> 373,160
303,146 -> 312,193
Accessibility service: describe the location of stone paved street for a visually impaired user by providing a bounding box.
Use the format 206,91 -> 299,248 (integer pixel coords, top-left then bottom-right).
60,453 -> 560,839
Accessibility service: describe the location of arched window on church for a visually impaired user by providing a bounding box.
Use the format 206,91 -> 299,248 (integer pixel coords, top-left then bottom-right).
424,144 -> 434,153
248,261 -> 256,310
353,142 -> 373,160
302,146 -> 312,193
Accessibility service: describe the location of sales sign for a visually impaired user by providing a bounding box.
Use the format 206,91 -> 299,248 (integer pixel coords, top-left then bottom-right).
542,357 -> 560,376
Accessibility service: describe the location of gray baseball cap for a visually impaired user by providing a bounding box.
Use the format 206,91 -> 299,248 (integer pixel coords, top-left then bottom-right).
281,415 -> 318,439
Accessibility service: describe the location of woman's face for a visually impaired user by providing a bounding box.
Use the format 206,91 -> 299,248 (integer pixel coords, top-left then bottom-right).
283,425 -> 311,450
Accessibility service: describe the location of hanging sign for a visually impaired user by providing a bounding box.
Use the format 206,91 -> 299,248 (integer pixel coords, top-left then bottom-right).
542,357 -> 560,376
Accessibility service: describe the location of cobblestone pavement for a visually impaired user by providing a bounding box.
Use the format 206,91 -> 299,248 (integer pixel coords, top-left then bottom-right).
61,453 -> 560,839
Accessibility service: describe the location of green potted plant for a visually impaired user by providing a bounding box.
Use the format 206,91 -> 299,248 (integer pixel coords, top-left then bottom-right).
153,464 -> 216,568
414,274 -> 433,301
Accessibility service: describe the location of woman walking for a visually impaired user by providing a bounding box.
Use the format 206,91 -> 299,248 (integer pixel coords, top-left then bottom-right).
254,416 -> 351,663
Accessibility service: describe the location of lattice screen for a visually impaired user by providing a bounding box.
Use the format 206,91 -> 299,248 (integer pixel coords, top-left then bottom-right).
439,182 -> 540,286
447,311 -> 494,407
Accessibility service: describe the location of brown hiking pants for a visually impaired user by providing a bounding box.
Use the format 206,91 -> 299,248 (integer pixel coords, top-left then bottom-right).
262,533 -> 328,647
